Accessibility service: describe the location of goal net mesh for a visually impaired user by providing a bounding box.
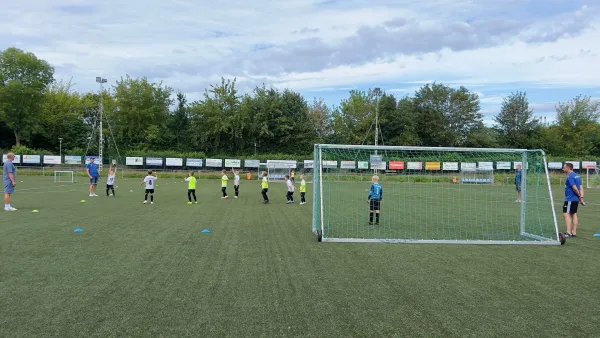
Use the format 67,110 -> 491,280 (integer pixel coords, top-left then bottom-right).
586,165 -> 599,189
54,171 -> 77,183
312,145 -> 559,245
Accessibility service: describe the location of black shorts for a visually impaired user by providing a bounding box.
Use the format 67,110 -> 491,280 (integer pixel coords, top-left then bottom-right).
145,189 -> 155,194
563,201 -> 578,214
516,185 -> 521,192
106,184 -> 114,189
188,189 -> 195,193
369,200 -> 381,211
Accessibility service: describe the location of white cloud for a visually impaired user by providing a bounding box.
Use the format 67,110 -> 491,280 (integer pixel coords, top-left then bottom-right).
0,0 -> 599,113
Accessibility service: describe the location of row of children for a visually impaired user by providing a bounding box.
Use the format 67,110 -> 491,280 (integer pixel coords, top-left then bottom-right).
218,169 -> 307,205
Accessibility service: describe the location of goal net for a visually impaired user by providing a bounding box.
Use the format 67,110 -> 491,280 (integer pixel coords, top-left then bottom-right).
586,165 -> 599,189
460,168 -> 494,184
312,144 -> 560,245
54,170 -> 77,183
266,160 -> 296,181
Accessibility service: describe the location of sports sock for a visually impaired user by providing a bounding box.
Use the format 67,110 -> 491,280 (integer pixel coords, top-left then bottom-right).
369,213 -> 374,223
376,213 -> 380,223
151,194 -> 154,202
144,193 -> 148,201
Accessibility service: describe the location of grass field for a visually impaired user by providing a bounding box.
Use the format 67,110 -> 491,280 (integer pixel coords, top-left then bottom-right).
321,180 -> 557,242
1,176 -> 600,337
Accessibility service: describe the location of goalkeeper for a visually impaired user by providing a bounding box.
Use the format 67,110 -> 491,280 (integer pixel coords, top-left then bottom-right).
368,175 -> 383,225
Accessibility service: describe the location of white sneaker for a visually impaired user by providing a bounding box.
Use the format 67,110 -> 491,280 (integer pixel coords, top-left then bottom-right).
4,206 -> 16,211
143,200 -> 147,204
93,194 -> 98,197
89,194 -> 94,197
9,207 -> 17,211
150,202 -> 154,205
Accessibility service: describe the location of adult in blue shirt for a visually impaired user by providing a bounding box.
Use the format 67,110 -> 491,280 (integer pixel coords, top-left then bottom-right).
515,164 -> 522,202
562,163 -> 584,238
86,157 -> 100,197
3,152 -> 17,211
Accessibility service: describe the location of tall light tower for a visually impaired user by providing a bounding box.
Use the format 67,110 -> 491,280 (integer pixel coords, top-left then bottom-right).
374,87 -> 381,148
373,87 -> 381,174
96,77 -> 107,170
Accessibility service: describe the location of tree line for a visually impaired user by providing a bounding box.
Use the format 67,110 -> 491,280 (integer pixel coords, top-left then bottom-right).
1,47 -> 600,159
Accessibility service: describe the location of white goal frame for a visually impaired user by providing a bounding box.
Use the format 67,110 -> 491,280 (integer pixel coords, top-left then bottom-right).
586,165 -> 599,189
266,160 -> 296,181
54,170 -> 77,183
460,168 -> 494,184
312,144 -> 560,246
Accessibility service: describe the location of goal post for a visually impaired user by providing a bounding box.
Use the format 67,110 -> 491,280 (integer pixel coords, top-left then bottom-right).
585,164 -> 599,189
54,170 -> 77,183
312,144 -> 560,245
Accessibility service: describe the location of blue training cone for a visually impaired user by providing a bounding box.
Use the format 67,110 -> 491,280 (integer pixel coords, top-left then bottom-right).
202,229 -> 211,234
74,228 -> 83,233
594,233 -> 600,238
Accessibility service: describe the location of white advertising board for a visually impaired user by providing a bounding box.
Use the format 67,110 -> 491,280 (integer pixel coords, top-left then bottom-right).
206,159 -> 223,167
225,159 -> 241,168
126,157 -> 143,166
22,155 -> 40,164
43,155 -> 61,164
64,156 -> 82,164
2,154 -> 21,164
186,158 -> 203,167
166,158 -> 183,166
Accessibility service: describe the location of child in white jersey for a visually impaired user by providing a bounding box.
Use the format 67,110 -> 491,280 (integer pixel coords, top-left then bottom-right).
141,170 -> 158,204
232,168 -> 240,198
285,174 -> 295,204
106,165 -> 116,197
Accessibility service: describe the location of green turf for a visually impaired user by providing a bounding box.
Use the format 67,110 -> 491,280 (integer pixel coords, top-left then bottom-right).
1,176 -> 600,337
321,181 -> 557,242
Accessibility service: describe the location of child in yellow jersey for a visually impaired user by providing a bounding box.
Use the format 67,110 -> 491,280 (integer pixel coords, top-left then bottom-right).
261,171 -> 269,204
185,171 -> 198,204
291,170 -> 296,184
221,169 -> 229,199
299,174 -> 307,205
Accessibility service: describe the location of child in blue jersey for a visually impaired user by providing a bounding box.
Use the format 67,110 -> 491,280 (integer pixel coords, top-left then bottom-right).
515,164 -> 522,202
368,175 -> 383,225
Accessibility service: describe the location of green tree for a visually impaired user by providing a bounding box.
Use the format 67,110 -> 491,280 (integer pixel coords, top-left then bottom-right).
330,90 -> 378,144
189,78 -> 247,154
307,98 -> 332,142
170,91 -> 190,150
0,47 -> 54,146
493,91 -> 540,148
553,95 -> 600,156
35,79 -> 88,152
112,75 -> 173,150
412,83 -> 482,147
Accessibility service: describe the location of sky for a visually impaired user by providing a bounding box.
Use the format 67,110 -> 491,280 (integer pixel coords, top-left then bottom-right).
1,0 -> 599,125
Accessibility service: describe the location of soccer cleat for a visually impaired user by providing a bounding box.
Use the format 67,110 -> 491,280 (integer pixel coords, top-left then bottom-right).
93,194 -> 98,197
150,202 -> 154,205
143,200 -> 147,204
187,202 -> 192,205
234,196 -> 238,198
89,194 -> 94,197
195,201 -> 198,204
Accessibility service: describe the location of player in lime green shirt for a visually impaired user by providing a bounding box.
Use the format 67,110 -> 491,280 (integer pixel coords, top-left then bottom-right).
221,169 -> 229,199
261,171 -> 269,204
185,171 -> 198,204
299,174 -> 307,205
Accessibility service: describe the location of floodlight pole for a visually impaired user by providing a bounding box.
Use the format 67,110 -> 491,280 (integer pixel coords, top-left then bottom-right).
96,77 -> 107,171
373,88 -> 381,174
58,138 -> 63,162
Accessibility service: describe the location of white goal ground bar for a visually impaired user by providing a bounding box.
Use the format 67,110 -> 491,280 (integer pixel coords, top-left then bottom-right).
321,238 -> 561,245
